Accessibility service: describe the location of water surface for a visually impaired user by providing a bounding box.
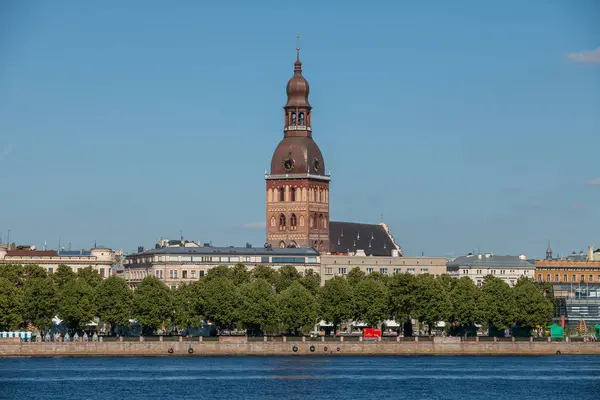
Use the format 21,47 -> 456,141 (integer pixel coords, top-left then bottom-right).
1,356 -> 597,399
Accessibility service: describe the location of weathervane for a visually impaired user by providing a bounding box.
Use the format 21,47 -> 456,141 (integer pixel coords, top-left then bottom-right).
296,33 -> 300,58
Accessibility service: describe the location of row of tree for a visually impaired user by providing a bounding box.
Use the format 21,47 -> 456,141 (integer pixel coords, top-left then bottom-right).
0,264 -> 555,336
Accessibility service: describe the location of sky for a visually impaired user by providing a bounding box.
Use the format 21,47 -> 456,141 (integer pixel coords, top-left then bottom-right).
0,0 -> 599,258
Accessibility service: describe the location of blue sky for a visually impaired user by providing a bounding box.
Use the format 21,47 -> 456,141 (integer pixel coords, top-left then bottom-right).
1,0 -> 598,257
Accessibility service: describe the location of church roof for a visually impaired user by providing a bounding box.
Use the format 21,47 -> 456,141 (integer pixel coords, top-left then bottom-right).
328,221 -> 400,256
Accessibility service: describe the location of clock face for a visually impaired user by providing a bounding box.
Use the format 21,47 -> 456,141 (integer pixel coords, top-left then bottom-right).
312,158 -> 320,172
283,156 -> 295,172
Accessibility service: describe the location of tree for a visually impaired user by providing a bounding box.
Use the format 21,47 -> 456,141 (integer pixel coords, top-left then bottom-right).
172,281 -> 204,330
204,265 -> 231,281
353,278 -> 389,327
278,281 -> 318,335
481,276 -> 517,331
300,269 -> 321,295
449,277 -> 483,336
57,278 -> 97,331
21,276 -> 57,331
346,267 -> 365,287
0,277 -> 23,330
387,273 -> 417,325
513,278 -> 555,331
0,264 -> 25,286
53,265 -> 76,288
238,279 -> 278,333
133,276 -> 173,335
317,277 -> 353,335
199,276 -> 239,331
413,274 -> 450,334
96,276 -> 133,333
275,265 -> 301,293
229,264 -> 251,286
251,265 -> 276,285
77,267 -> 103,288
23,265 -> 48,280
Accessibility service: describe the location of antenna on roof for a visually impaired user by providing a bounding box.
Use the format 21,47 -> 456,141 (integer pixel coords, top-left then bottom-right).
94,240 -> 97,248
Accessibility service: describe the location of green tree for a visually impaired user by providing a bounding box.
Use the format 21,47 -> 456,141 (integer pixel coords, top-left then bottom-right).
21,276 -> 57,331
238,279 -> 278,333
23,265 -> 48,280
449,277 -> 483,335
172,281 -> 204,330
199,276 -> 240,331
413,274 -> 450,334
387,273 -> 417,325
346,267 -> 366,287
275,265 -> 301,293
317,277 -> 353,335
300,269 -> 321,295
0,277 -> 23,330
57,278 -> 97,331
77,267 -> 103,288
513,277 -> 555,331
230,264 -> 251,286
132,276 -> 173,335
0,264 -> 25,286
53,265 -> 76,288
204,265 -> 231,281
353,278 -> 390,327
96,276 -> 133,333
278,281 -> 318,335
251,265 -> 277,285
481,276 -> 516,331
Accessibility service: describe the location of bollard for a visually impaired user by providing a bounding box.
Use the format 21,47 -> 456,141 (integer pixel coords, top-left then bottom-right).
283,336 -> 287,342
396,336 -> 400,342
493,337 -> 497,343
378,336 -> 382,342
99,336 -> 103,343
529,337 -> 533,343
159,336 -> 163,342
566,337 -> 569,343
547,337 -> 551,343
476,337 -> 479,343
263,336 -> 267,342
340,336 -> 344,342
359,336 -> 363,342
119,336 -> 123,343
512,336 -> 515,343
302,336 -> 306,342
321,336 -> 325,342
179,336 -> 183,343
140,336 -> 144,342
199,336 -> 203,342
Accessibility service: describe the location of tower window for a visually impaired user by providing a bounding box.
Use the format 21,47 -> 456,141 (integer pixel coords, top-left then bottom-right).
291,113 -> 297,125
279,214 -> 286,229
291,214 -> 297,228
291,187 -> 296,201
299,113 -> 305,126
279,188 -> 285,202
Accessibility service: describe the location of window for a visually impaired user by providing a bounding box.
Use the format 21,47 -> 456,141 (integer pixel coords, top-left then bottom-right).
100,268 -> 105,278
298,112 -> 305,125
272,257 -> 305,263
279,214 -> 286,229
182,270 -> 188,279
581,275 -> 585,282
191,270 -> 196,278
380,268 -> 388,275
169,256 -> 178,262
554,274 -> 559,282
339,268 -> 347,274
563,274 -> 568,282
463,269 -> 468,275
537,274 -> 542,282
174,270 -> 178,279
367,268 -> 374,273
291,187 -> 296,201
169,270 -> 174,279
421,268 -> 429,273
546,274 -> 550,282
408,268 -> 416,274
199,270 -> 204,277
589,275 -> 594,282
279,188 -> 285,202
312,214 -> 318,229
572,274 -> 576,282
48,267 -> 53,274
325,268 -> 333,275
393,268 -> 400,274
290,214 -> 297,228
261,257 -> 270,263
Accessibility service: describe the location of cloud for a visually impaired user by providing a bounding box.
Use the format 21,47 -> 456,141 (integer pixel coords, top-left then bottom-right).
241,221 -> 266,229
567,47 -> 600,64
571,202 -> 585,210
585,178 -> 600,186
0,145 -> 13,158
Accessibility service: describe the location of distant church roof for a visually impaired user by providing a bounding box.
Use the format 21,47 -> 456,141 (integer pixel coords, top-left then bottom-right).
328,221 -> 401,256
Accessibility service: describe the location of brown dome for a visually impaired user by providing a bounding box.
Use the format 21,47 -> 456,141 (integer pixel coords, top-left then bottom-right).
285,58 -> 311,108
270,136 -> 325,175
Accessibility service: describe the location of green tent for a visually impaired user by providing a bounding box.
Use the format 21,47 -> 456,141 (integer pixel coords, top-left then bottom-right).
548,324 -> 564,338
594,324 -> 600,339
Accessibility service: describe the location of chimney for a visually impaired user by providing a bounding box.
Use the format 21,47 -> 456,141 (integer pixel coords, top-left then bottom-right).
589,246 -> 594,260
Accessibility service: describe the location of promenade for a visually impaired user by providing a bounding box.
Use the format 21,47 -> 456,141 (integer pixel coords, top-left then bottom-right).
2,337 -> 599,357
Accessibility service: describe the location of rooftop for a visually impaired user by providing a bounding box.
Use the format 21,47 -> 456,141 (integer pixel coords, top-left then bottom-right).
131,246 -> 319,257
448,254 -> 535,268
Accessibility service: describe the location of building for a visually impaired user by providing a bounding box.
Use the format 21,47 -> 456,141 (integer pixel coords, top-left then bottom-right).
124,244 -> 320,289
320,253 -> 446,284
264,49 -> 403,257
446,253 -> 535,287
534,247 -> 600,284
0,245 -> 116,278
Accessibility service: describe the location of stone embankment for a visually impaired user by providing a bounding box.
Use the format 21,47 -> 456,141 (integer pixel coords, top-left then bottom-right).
1,337 -> 599,357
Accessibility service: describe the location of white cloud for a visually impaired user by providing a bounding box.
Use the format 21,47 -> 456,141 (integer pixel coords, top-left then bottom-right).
567,47 -> 600,64
585,178 -> 600,186
241,221 -> 266,229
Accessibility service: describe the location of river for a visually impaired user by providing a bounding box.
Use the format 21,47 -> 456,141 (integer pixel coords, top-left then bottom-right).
1,355 -> 598,399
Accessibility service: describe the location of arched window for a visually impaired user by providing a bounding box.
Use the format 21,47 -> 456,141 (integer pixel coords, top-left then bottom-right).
270,216 -> 276,227
289,241 -> 298,248
319,214 -> 324,229
279,188 -> 285,202
299,113 -> 305,126
299,216 -> 305,227
279,241 -> 286,248
313,240 -> 318,248
290,214 -> 297,228
313,214 -> 318,229
279,214 -> 286,229
290,187 -> 296,202
291,113 -> 297,125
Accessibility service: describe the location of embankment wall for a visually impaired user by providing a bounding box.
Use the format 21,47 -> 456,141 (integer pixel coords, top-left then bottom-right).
2,339 -> 599,357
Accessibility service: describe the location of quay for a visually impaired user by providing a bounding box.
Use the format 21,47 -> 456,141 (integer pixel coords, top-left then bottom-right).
1,337 -> 599,357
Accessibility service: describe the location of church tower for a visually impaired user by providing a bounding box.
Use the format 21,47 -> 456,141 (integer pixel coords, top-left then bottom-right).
265,49 -> 330,250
